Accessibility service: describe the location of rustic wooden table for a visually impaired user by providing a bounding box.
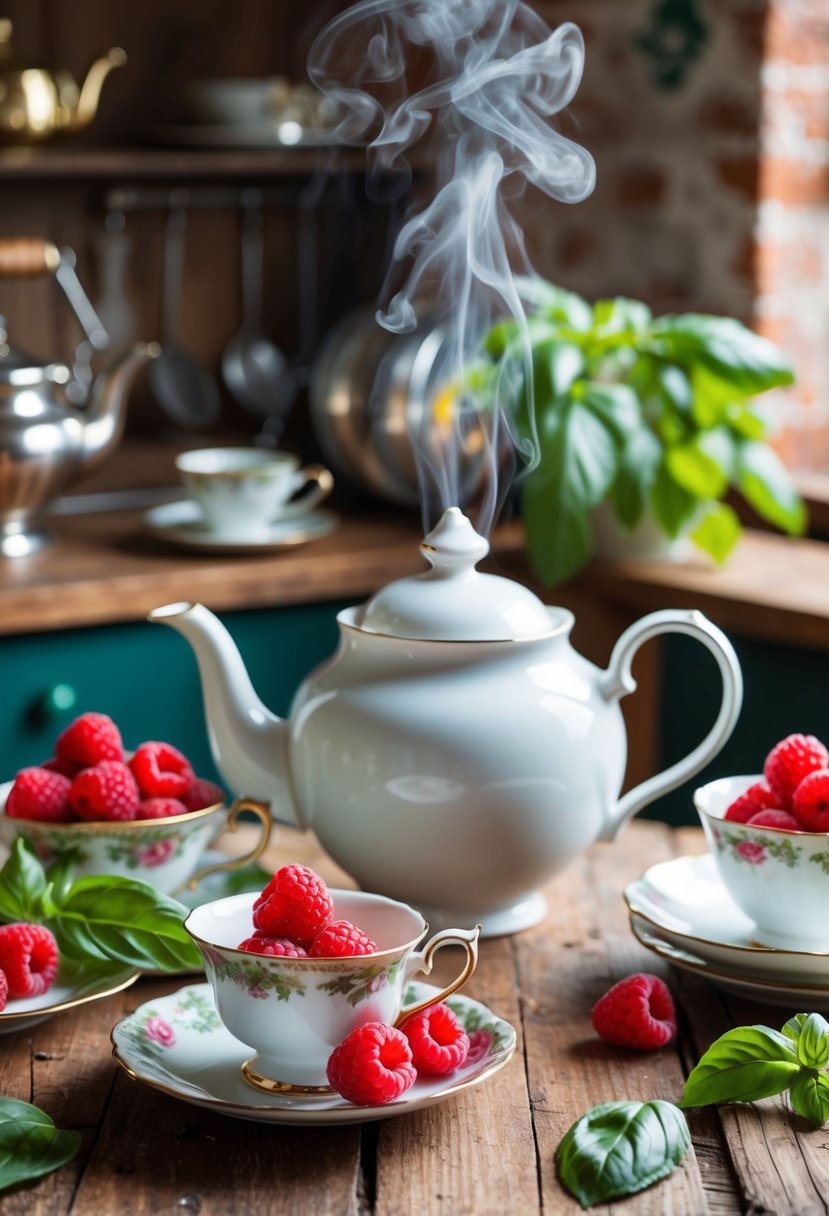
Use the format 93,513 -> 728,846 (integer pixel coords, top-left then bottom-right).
3,820 -> 827,1215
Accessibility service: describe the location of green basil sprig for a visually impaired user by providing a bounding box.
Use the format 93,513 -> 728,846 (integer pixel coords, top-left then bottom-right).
681,1013 -> 829,1127
0,1097 -> 80,1192
0,837 -> 201,974
556,1099 -> 691,1209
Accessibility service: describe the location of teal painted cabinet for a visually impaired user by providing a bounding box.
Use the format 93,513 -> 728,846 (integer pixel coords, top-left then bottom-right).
0,600 -> 350,787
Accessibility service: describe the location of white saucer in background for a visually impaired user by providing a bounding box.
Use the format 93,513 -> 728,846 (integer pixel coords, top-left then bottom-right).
143,500 -> 338,553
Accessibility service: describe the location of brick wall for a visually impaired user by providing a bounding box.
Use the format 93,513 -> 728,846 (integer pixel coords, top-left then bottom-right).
523,0 -> 829,472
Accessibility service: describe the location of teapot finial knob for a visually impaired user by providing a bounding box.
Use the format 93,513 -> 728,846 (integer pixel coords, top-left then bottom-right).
421,507 -> 489,576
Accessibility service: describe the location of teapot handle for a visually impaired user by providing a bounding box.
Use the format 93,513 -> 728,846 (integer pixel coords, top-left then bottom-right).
598,609 -> 742,840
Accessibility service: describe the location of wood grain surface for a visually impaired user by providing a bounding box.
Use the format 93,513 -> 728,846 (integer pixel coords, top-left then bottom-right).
3,821 -> 827,1215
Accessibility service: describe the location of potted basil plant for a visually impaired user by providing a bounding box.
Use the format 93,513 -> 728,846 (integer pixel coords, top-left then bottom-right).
476,281 -> 806,586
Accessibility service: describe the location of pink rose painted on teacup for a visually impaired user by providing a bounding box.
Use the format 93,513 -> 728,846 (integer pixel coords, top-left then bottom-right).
144,1015 -> 175,1048
137,839 -> 175,867
734,840 -> 765,865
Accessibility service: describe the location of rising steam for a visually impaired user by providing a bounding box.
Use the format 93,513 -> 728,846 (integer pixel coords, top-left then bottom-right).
308,0 -> 595,533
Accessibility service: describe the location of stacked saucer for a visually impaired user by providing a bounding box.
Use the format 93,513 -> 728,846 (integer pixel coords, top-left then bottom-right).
625,853 -> 829,1009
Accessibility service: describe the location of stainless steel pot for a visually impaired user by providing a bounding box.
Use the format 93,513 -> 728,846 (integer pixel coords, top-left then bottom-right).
309,307 -> 490,507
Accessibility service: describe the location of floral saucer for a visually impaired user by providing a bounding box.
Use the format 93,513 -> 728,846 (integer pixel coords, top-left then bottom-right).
0,962 -> 139,1034
111,980 -> 516,1125
625,853 -> 829,985
630,916 -> 829,1010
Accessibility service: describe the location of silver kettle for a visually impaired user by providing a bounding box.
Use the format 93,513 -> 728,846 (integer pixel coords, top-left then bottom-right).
0,238 -> 157,556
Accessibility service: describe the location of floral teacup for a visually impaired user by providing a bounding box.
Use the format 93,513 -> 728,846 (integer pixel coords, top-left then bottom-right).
696,774 -> 829,951
0,787 -> 272,897
185,889 -> 480,1092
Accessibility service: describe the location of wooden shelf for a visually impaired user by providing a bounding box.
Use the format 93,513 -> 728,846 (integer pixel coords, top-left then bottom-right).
0,144 -> 372,181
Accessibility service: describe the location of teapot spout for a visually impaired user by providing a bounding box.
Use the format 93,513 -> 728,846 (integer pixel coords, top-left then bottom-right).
70,47 -> 127,132
80,342 -> 159,474
148,602 -> 300,827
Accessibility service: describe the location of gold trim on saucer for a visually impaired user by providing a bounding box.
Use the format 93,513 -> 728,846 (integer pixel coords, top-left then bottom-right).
241,1058 -> 333,1096
0,967 -> 140,1031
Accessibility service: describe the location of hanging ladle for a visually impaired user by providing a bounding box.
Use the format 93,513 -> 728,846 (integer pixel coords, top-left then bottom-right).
149,203 -> 221,430
222,190 -> 293,425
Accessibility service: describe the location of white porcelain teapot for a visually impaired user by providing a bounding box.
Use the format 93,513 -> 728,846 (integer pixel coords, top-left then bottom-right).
150,508 -> 742,935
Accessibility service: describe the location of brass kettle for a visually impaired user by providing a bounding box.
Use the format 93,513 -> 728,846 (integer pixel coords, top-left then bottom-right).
0,19 -> 126,143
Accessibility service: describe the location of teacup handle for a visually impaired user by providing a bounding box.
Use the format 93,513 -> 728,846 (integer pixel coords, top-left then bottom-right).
182,797 -> 272,891
394,925 -> 481,1023
598,609 -> 743,841
279,464 -> 334,519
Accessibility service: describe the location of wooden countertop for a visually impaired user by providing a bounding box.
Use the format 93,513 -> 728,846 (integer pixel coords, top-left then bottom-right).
6,820 -> 827,1215
4,440 -> 829,651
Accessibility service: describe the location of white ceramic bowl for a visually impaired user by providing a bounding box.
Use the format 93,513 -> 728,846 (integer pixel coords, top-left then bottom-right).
0,785 -> 271,897
185,889 -> 479,1092
695,774 -> 829,951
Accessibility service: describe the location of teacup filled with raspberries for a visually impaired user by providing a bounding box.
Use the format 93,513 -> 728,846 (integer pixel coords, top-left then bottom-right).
695,732 -> 829,951
184,863 -> 481,1100
0,711 -> 271,896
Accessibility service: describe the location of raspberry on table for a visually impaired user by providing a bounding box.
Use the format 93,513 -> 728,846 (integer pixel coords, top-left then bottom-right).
0,924 -> 59,999
399,1002 -> 470,1075
69,761 -> 140,822
591,973 -> 676,1051
309,920 -> 378,958
747,808 -> 801,831
129,741 -> 195,799
5,767 -> 74,823
55,712 -> 123,771
792,768 -> 829,832
723,781 -> 779,824
136,797 -> 189,820
327,1022 -> 417,1105
0,969 -> 7,1012
237,933 -> 308,958
252,864 -> 334,949
181,778 -> 224,812
763,734 -> 829,807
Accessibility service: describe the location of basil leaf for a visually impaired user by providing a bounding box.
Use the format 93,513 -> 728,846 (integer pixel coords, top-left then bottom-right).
782,1013 -> 809,1044
45,877 -> 201,972
665,435 -> 729,500
736,440 -> 806,535
556,1099 -> 690,1209
681,1026 -> 801,1108
0,837 -> 49,923
593,297 -> 652,337
789,1070 -> 829,1127
611,427 -> 662,529
518,277 -> 593,330
0,1097 -> 80,1192
691,502 -> 741,564
651,314 -> 795,393
791,1013 -> 829,1070
649,462 -> 699,538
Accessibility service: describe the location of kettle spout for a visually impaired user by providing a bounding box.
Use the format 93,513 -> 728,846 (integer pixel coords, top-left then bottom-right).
80,341 -> 159,474
148,602 -> 301,827
70,47 -> 127,132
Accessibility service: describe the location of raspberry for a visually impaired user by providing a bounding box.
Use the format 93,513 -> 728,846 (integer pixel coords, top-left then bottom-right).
237,933 -> 308,958
251,864 -> 334,949
748,808 -> 801,831
69,761 -> 140,822
792,769 -> 829,832
129,741 -> 195,799
55,712 -> 122,770
764,734 -> 829,807
0,970 -> 7,1012
309,920 -> 378,958
327,1022 -> 417,1105
591,973 -> 677,1050
723,781 -> 779,824
136,797 -> 188,821
180,778 -> 224,812
399,1002 -> 470,1075
5,767 -> 73,823
0,924 -> 59,999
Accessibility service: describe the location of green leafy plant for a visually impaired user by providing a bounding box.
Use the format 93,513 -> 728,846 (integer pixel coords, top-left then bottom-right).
479,281 -> 805,585
681,1012 -> 829,1127
0,1098 -> 80,1192
0,837 -> 201,974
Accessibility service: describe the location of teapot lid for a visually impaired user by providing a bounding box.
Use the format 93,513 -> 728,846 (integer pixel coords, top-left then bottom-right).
354,507 -> 554,641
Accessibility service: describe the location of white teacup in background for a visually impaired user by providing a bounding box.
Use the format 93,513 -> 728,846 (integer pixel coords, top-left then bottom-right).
175,447 -> 333,539
186,889 -> 480,1092
695,774 -> 829,952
